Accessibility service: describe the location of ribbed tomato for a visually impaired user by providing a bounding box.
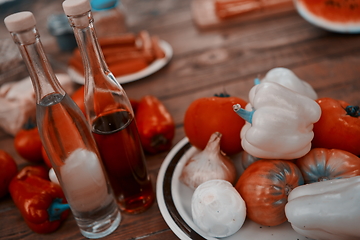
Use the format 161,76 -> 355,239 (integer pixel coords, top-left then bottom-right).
235,159 -> 304,226
296,148 -> 360,184
184,94 -> 247,156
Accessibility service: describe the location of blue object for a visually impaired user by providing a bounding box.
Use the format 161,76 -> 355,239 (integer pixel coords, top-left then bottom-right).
47,14 -> 77,52
233,104 -> 255,124
91,0 -> 119,11
47,198 -> 70,222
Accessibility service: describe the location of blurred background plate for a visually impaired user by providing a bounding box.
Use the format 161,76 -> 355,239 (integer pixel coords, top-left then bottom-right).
67,39 -> 173,85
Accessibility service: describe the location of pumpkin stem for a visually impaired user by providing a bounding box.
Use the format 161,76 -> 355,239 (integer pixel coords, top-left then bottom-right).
233,104 -> 254,124
345,105 -> 360,117
254,77 -> 261,85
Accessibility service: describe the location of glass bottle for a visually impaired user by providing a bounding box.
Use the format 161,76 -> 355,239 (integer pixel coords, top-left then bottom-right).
4,11 -> 121,239
62,0 -> 155,214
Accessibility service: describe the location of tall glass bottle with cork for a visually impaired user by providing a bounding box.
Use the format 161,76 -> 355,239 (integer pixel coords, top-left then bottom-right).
62,0 -> 155,214
4,11 -> 120,238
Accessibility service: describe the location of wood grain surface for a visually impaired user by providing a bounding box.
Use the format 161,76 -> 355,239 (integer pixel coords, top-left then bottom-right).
1,0 -> 360,239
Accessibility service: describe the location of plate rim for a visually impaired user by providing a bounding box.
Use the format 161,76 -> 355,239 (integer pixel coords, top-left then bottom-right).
156,137 -> 208,240
68,39 -> 173,85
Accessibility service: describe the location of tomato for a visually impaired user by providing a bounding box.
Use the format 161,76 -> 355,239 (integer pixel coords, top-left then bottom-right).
184,94 -> 247,156
235,159 -> 304,226
41,146 -> 52,169
14,126 -> 43,163
296,148 -> 360,183
312,98 -> 360,156
71,85 -> 86,116
71,85 -> 139,116
0,150 -> 18,198
130,98 -> 139,113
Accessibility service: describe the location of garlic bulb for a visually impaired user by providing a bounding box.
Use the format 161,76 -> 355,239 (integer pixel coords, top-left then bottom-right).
191,179 -> 246,238
179,132 -> 237,190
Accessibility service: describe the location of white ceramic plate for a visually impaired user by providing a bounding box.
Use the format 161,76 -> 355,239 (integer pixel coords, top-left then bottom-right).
156,137 -> 313,240
293,0 -> 360,34
68,40 -> 173,85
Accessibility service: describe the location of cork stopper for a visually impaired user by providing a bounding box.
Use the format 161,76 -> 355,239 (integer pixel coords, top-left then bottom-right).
4,11 -> 36,32
62,0 -> 91,16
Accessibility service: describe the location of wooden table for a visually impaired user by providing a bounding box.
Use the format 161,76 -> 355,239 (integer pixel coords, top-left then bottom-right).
1,0 -> 360,239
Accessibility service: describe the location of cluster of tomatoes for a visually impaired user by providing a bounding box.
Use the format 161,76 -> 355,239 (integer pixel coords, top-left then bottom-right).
0,118 -> 56,199
184,93 -> 360,227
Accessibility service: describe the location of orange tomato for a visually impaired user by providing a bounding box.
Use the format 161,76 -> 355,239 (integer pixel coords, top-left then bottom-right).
312,98 -> 360,156
71,85 -> 139,116
41,146 -> 52,169
184,94 -> 247,156
71,85 -> 86,116
14,127 -> 43,163
0,150 -> 18,198
235,159 -> 304,226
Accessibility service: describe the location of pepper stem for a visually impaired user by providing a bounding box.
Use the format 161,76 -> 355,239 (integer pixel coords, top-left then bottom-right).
345,105 -> 360,117
233,104 -> 255,124
48,198 -> 70,222
254,77 -> 261,85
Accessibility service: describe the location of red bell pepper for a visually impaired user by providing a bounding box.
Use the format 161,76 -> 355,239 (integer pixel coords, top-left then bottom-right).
312,97 -> 360,156
135,95 -> 175,154
9,166 -> 70,234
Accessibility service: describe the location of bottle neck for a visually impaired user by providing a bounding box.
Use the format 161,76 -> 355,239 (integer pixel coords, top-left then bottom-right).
10,27 -> 65,104
67,11 -> 113,86
67,11 -> 130,122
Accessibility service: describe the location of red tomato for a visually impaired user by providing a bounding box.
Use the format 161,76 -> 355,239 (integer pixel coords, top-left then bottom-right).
71,85 -> 86,116
14,127 -> 43,163
312,98 -> 360,156
235,159 -> 304,226
0,150 -> 18,198
296,148 -> 360,183
184,94 -> 247,156
41,146 -> 52,169
71,85 -> 139,116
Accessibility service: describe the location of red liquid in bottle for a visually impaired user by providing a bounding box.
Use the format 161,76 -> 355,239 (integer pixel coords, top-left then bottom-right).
92,109 -> 154,214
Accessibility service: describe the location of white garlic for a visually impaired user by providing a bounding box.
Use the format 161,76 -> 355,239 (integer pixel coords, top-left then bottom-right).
179,132 -> 237,190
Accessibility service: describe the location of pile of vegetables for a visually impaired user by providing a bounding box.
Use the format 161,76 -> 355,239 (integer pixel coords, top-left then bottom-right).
181,67 -> 360,240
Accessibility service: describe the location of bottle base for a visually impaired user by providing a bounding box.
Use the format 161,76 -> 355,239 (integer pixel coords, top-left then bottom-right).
119,193 -> 155,215
77,201 -> 121,239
